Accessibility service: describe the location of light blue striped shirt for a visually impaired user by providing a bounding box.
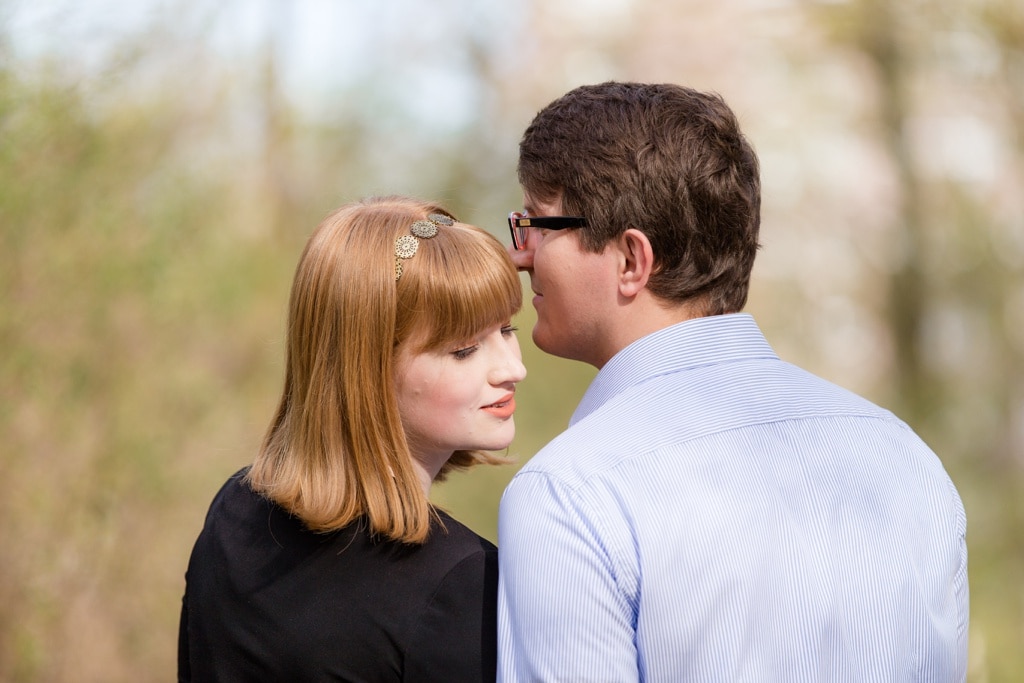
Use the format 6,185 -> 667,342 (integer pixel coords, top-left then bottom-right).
498,314 -> 968,682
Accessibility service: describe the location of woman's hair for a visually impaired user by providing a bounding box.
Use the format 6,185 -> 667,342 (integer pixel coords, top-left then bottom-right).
518,82 -> 761,316
246,196 -> 522,544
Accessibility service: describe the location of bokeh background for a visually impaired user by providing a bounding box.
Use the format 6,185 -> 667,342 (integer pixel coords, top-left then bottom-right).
2,0 -> 1022,680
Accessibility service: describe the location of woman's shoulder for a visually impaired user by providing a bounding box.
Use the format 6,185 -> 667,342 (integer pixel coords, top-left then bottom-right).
429,509 -> 496,553
203,466 -> 266,514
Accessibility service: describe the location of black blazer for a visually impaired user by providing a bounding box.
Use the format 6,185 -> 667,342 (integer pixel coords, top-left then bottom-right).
179,469 -> 498,682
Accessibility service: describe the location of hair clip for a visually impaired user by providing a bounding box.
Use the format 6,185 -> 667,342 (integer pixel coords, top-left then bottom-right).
394,213 -> 454,280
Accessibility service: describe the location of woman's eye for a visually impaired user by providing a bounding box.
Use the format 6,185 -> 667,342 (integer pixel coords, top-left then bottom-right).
452,345 -> 477,360
501,325 -> 518,337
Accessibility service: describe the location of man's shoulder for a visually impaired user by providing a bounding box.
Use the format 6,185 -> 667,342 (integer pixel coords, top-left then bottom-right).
510,409 -> 647,491
514,358 -> 911,487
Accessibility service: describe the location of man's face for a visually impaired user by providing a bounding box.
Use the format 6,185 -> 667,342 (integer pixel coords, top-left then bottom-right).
512,194 -> 618,367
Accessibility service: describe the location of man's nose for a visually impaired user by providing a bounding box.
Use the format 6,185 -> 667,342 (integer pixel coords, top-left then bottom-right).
507,243 -> 534,271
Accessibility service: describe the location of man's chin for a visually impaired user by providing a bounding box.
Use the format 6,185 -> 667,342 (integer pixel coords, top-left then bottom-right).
532,326 -> 568,359
531,325 -> 552,354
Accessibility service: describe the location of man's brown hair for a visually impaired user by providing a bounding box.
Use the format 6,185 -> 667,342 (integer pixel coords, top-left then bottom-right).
519,82 -> 761,315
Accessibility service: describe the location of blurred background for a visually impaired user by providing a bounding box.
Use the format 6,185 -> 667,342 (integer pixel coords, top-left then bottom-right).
1,0 -> 1022,680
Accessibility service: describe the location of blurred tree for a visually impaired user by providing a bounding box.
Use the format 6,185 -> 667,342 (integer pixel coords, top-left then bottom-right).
810,1 -> 1024,679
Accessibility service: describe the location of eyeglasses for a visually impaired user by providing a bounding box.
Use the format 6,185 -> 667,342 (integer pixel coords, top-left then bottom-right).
508,211 -> 588,251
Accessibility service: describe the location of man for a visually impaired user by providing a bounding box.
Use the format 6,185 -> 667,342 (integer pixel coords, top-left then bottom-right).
497,82 -> 968,682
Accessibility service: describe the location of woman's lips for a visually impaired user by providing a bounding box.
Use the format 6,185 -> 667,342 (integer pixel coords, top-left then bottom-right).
482,394 -> 516,419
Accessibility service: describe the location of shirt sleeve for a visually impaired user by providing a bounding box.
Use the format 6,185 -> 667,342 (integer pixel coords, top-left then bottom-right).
404,548 -> 499,683
498,471 -> 639,683
953,482 -> 970,683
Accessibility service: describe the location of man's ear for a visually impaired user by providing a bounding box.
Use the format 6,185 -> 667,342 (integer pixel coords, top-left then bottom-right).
617,228 -> 654,298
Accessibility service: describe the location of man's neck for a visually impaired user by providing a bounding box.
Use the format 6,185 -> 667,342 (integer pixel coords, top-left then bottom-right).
587,294 -> 708,370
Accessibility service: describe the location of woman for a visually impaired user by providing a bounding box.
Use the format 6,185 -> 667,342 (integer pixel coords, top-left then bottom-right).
178,196 -> 526,681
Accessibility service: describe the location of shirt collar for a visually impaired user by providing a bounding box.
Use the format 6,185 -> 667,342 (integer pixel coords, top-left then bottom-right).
570,313 -> 777,426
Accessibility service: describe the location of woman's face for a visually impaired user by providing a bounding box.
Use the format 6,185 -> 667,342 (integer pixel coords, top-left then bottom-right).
394,322 -> 527,484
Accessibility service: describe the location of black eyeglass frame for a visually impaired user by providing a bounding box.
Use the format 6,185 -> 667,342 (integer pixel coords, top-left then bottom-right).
508,211 -> 588,250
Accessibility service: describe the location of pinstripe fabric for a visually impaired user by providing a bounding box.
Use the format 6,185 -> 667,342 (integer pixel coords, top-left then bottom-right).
498,314 -> 968,683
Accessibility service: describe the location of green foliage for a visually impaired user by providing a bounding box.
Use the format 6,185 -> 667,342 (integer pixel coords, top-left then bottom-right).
0,61 -> 291,680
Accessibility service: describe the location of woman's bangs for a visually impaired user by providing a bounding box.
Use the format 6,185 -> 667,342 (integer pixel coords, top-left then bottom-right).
412,235 -> 522,351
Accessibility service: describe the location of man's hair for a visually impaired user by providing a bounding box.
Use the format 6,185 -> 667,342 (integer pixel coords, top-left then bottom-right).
247,196 -> 522,544
518,82 -> 761,315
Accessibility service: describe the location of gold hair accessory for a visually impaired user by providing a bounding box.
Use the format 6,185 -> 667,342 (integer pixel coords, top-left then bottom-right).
394,213 -> 454,280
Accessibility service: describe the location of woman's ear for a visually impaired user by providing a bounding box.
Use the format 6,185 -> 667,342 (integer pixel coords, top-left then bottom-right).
617,228 -> 654,298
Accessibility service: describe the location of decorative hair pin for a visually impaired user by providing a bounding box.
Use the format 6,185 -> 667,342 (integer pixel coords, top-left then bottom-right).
394,212 -> 454,280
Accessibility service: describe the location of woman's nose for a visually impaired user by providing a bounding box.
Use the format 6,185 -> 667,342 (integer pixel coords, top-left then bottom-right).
491,347 -> 527,386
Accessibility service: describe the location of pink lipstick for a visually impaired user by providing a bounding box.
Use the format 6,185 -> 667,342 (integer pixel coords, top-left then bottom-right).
482,394 -> 516,419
